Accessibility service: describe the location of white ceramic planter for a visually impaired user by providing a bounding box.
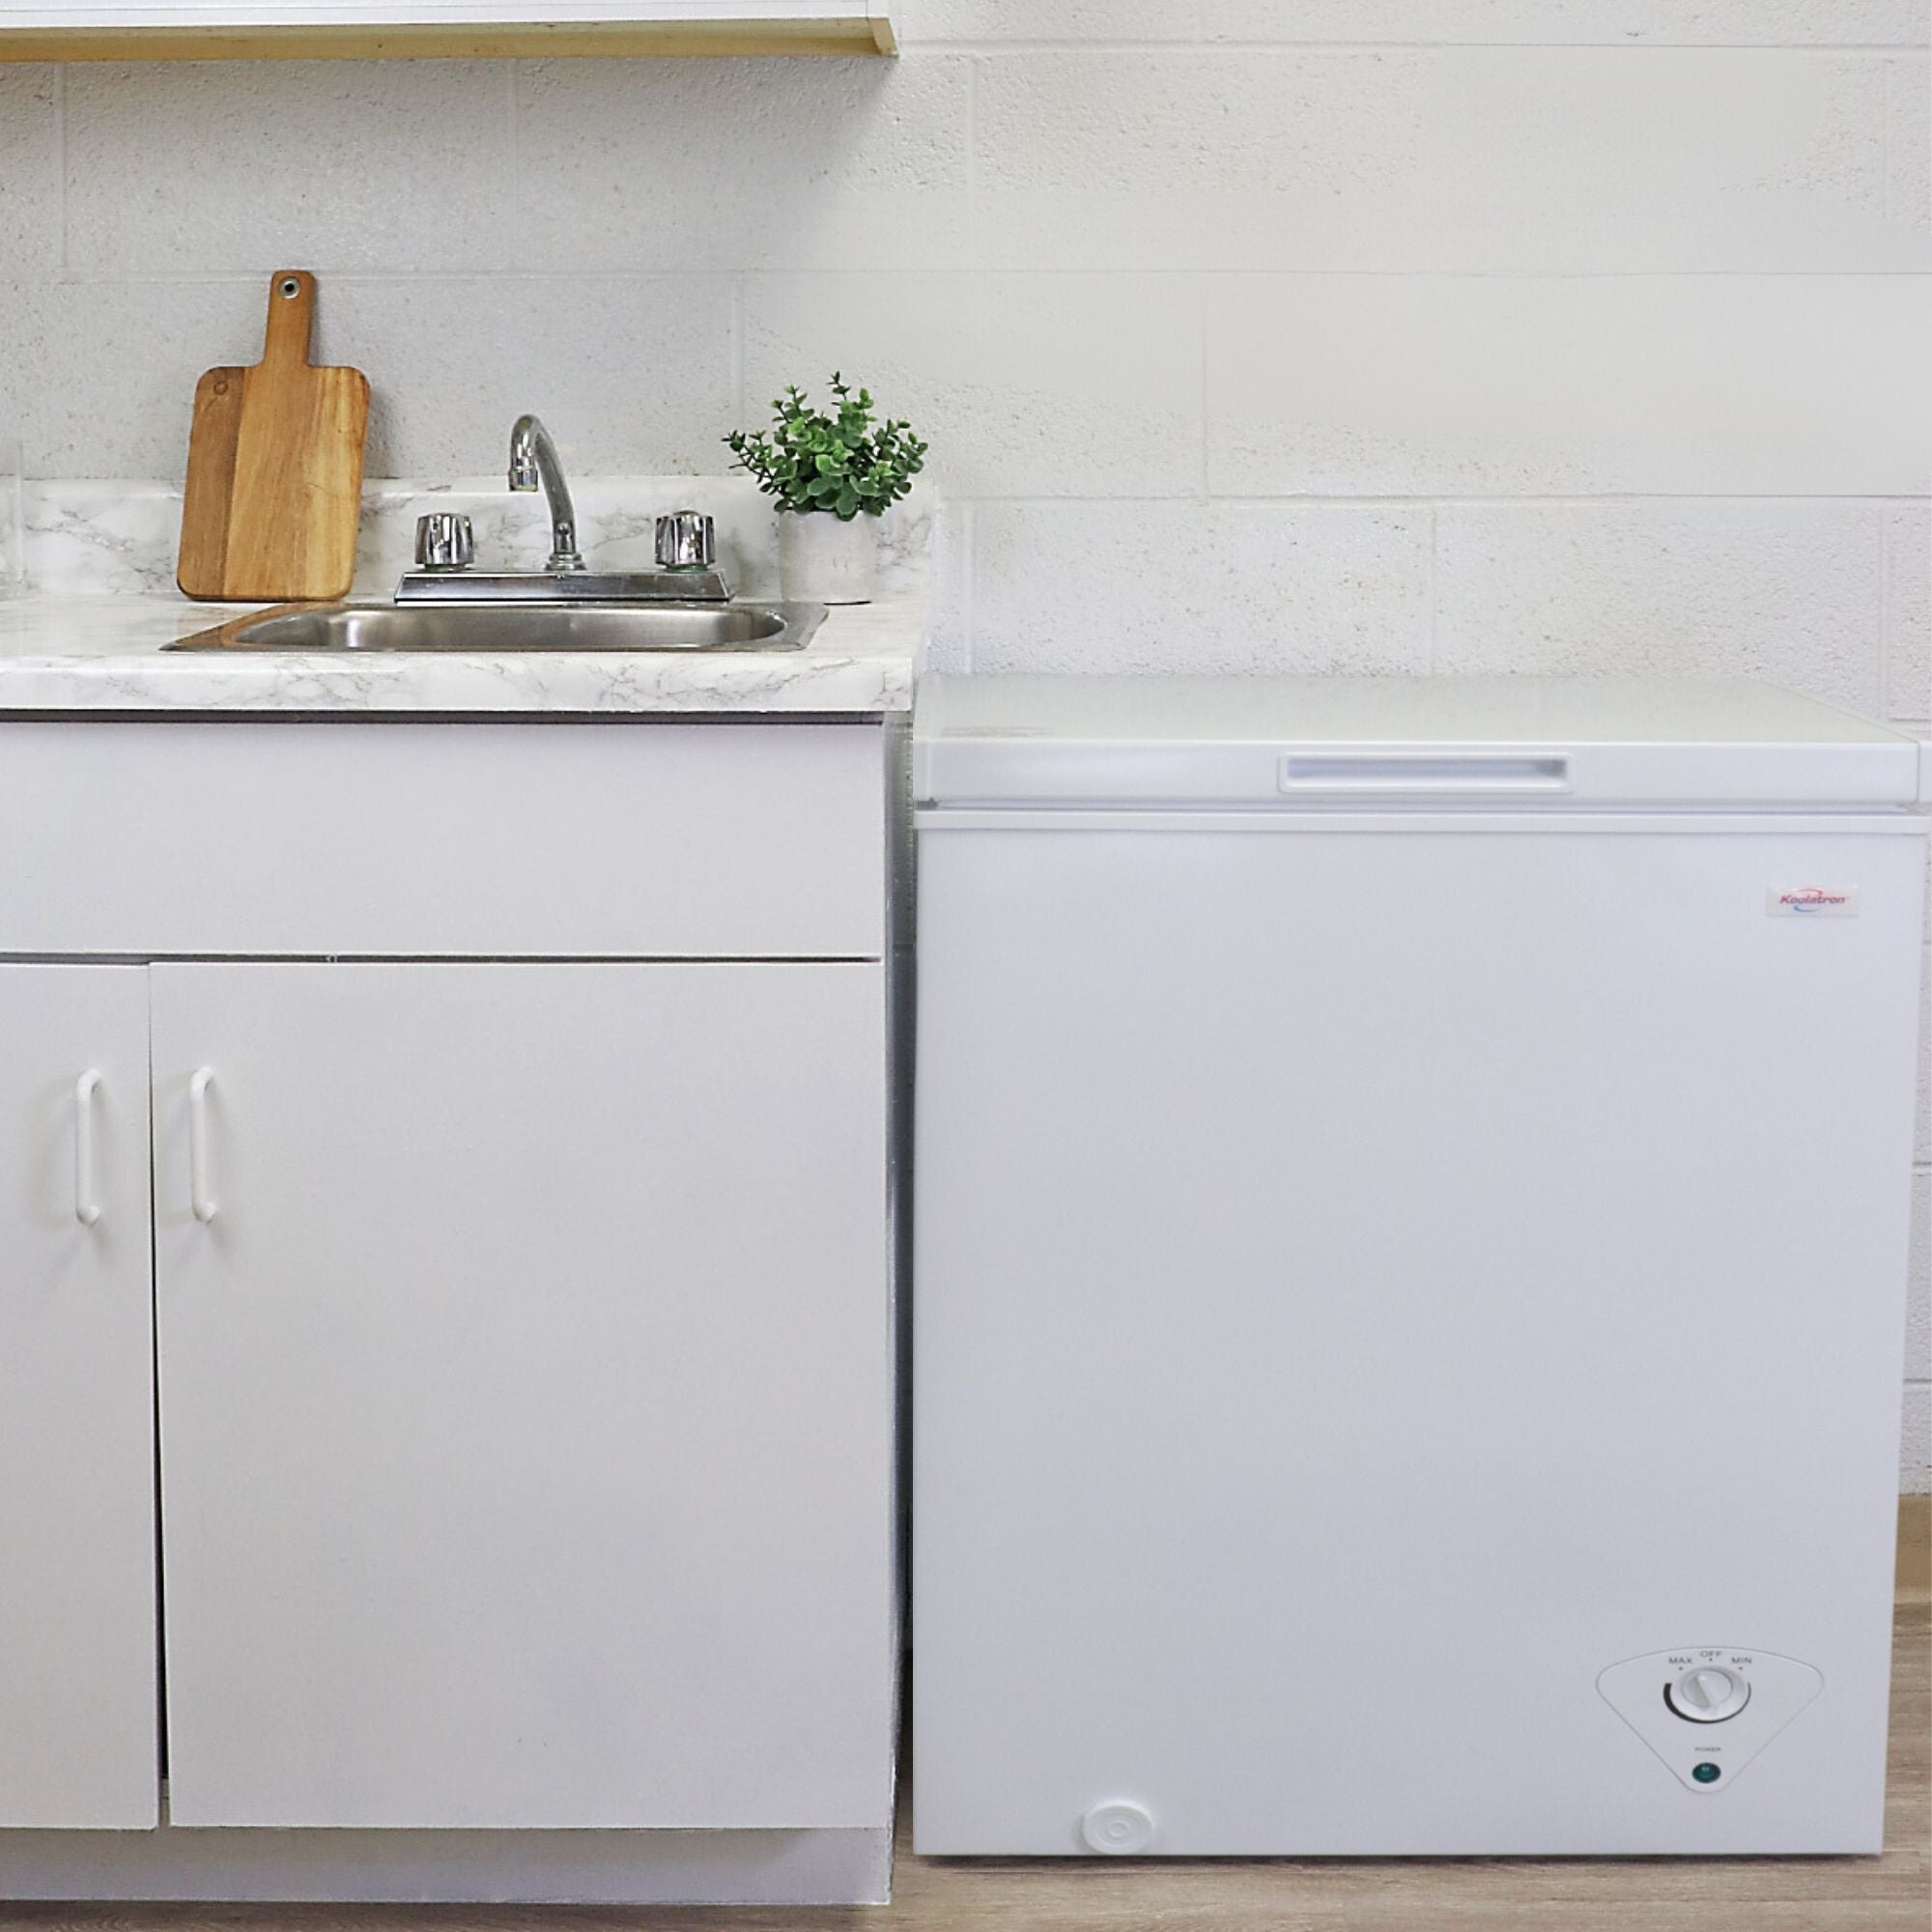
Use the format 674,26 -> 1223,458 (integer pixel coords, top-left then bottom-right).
779,512 -> 879,606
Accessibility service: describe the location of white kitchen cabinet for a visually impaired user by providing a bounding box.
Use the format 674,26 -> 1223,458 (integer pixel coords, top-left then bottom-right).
0,2 -> 897,60
150,960 -> 892,1830
0,967 -> 156,1830
0,716 -> 902,1902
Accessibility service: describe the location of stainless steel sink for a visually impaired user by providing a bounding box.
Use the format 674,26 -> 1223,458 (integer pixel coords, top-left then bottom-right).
166,601 -> 825,655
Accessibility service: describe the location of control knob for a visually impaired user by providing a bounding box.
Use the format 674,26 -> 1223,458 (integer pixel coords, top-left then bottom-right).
1666,1665 -> 1749,1723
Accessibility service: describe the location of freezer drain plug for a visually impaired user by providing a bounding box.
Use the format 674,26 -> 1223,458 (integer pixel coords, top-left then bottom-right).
1081,1800 -> 1156,1855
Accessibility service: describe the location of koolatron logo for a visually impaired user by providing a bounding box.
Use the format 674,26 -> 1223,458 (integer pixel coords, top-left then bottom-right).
1767,885 -> 1860,918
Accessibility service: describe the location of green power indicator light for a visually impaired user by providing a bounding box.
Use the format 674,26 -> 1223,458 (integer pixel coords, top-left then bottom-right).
1692,1763 -> 1721,1784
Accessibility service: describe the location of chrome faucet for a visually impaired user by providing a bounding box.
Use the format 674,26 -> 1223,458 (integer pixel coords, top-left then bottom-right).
507,414 -> 584,573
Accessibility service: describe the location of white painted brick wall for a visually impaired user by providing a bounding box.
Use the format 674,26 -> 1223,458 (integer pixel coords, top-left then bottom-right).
0,3 -> 1924,1482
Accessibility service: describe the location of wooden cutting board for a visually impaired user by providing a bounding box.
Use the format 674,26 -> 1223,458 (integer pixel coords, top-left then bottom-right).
177,270 -> 369,603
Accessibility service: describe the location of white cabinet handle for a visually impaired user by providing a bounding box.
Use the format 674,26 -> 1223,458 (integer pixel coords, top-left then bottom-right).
73,1070 -> 101,1228
188,1067 -> 217,1224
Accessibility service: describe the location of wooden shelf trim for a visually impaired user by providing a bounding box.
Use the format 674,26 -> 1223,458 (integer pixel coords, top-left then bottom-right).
0,14 -> 895,58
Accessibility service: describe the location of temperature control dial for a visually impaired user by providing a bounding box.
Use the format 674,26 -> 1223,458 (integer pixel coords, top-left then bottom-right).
1666,1665 -> 1749,1723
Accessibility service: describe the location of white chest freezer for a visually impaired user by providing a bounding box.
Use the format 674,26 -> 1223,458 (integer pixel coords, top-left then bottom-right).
911,675 -> 1928,1858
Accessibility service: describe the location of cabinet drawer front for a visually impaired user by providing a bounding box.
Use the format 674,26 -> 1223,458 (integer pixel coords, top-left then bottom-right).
0,721 -> 883,959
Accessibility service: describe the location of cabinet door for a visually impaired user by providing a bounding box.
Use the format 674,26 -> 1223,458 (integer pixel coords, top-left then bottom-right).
0,966 -> 156,1828
151,962 -> 891,1831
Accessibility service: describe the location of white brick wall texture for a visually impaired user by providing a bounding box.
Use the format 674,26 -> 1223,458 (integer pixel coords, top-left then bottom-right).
0,3 -> 1924,1481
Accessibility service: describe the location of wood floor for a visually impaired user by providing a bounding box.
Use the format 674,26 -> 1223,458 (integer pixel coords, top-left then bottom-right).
10,1506 -> 1929,1932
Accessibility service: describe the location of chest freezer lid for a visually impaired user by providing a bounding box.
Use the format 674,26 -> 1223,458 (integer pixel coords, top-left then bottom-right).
915,674 -> 1928,810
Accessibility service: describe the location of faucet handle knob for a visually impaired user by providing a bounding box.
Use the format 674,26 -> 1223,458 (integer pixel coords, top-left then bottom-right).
415,512 -> 474,572
656,509 -> 716,571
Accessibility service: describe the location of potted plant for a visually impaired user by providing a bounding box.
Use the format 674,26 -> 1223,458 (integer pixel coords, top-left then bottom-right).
725,375 -> 927,604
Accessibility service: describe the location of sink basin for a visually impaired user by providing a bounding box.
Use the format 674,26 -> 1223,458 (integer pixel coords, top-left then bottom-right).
166,601 -> 825,655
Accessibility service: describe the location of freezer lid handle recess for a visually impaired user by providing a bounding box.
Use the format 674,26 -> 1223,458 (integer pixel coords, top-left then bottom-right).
1278,753 -> 1571,792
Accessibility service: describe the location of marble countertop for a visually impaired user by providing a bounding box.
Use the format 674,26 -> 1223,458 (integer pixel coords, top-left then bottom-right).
0,477 -> 926,716
0,591 -> 922,716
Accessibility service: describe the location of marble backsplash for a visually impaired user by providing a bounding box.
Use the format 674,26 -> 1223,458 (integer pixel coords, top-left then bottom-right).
9,476 -> 934,603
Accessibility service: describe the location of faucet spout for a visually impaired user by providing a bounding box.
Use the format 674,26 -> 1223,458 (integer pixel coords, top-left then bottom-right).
508,414 -> 584,573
